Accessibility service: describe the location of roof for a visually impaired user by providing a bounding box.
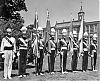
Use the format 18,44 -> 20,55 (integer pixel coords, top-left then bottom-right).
55,20 -> 100,29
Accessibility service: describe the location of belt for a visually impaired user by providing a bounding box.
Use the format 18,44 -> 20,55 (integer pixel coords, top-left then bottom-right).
61,47 -> 67,50
4,46 -> 13,50
93,50 -> 96,52
39,47 -> 43,49
51,48 -> 55,50
84,48 -> 88,51
73,48 -> 77,50
19,47 -> 27,50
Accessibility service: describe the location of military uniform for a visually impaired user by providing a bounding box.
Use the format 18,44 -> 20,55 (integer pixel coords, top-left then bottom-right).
71,34 -> 78,72
90,34 -> 97,71
58,36 -> 69,74
33,35 -> 44,75
82,32 -> 89,72
1,28 -> 16,79
49,37 -> 56,74
58,29 -> 69,74
17,27 -> 28,77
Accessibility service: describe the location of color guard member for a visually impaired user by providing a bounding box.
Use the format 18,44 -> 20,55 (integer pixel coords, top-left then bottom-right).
82,32 -> 89,72
17,26 -> 28,78
1,28 -> 16,79
71,31 -> 78,72
58,29 -> 69,74
90,33 -> 97,71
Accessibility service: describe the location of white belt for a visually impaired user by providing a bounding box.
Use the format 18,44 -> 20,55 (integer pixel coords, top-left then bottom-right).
39,47 -> 43,49
51,48 -> 55,50
61,47 -> 67,50
19,47 -> 27,50
84,48 -> 88,51
93,50 -> 96,52
73,48 -> 77,50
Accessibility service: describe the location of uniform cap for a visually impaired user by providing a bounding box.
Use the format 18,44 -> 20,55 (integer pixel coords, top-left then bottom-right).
38,27 -> 43,31
73,30 -> 77,35
20,26 -> 27,31
6,28 -> 12,32
51,28 -> 55,33
73,30 -> 77,37
93,34 -> 97,38
62,29 -> 67,33
84,32 -> 88,36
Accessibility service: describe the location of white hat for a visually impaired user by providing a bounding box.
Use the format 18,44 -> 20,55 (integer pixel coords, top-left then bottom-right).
20,26 -> 27,31
62,29 -> 67,33
51,28 -> 55,33
93,34 -> 97,38
6,28 -> 12,32
62,29 -> 67,35
38,27 -> 43,31
73,30 -> 77,35
84,32 -> 88,36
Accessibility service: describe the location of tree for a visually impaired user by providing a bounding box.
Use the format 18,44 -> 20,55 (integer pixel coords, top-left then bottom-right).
0,0 -> 27,20
0,0 -> 27,42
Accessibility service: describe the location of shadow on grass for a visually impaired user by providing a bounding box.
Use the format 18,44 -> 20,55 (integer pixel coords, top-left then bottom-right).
26,65 -> 35,69
11,73 -> 29,77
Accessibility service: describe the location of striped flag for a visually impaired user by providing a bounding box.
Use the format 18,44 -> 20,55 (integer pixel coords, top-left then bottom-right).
33,8 -> 39,58
69,13 -> 73,55
44,9 -> 51,53
78,18 -> 84,57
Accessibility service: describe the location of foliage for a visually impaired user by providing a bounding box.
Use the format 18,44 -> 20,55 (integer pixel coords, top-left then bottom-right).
0,18 -> 24,40
0,0 -> 27,41
0,0 -> 27,20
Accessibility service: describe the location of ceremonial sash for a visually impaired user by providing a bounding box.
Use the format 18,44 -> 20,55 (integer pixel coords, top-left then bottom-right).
19,38 -> 27,47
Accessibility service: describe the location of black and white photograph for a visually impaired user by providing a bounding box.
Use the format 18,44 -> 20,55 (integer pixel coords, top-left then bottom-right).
0,0 -> 99,81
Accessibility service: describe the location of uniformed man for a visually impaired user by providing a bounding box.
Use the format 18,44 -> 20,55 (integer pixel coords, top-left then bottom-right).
33,33 -> 44,75
58,29 -> 69,74
16,26 -> 28,78
32,27 -> 44,75
71,30 -> 78,72
49,34 -> 56,74
82,32 -> 89,72
90,33 -> 97,71
1,27 -> 16,79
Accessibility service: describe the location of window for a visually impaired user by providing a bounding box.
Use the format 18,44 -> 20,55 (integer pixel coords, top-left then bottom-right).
58,29 -> 62,35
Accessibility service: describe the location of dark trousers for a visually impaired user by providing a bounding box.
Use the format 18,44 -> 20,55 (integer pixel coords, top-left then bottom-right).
36,49 -> 44,74
60,49 -> 67,72
82,51 -> 88,71
71,50 -> 78,71
91,52 -> 97,70
18,49 -> 27,75
48,50 -> 55,72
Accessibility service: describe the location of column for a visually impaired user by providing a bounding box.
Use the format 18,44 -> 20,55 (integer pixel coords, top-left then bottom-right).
97,22 -> 100,73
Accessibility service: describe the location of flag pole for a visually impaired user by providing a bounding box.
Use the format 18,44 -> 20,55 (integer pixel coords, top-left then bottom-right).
35,8 -> 38,73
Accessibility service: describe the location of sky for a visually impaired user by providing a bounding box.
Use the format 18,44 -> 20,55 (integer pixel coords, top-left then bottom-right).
20,0 -> 99,27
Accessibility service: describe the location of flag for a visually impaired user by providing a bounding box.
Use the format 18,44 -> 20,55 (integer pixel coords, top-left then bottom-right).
44,9 -> 51,53
33,8 -> 39,35
78,18 -> 84,57
33,8 -> 39,58
69,13 -> 73,54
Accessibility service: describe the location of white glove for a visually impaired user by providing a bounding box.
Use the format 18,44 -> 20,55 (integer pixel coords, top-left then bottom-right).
61,52 -> 63,56
91,55 -> 94,57
2,54 -> 5,58
17,51 -> 20,56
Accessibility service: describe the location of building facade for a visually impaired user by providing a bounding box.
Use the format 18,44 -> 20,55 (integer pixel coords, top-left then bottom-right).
53,5 -> 99,43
